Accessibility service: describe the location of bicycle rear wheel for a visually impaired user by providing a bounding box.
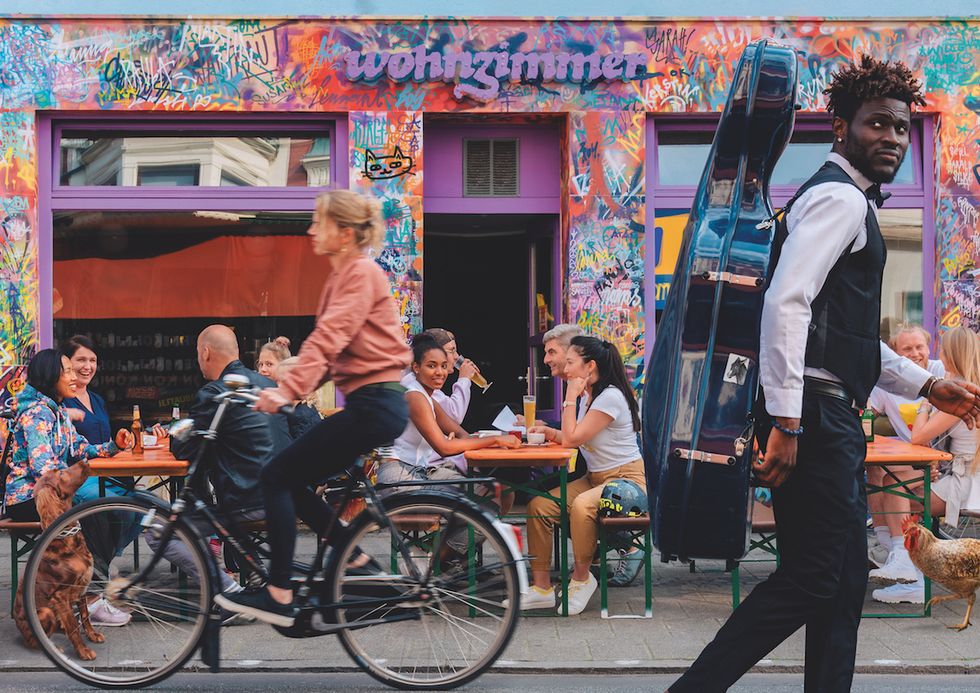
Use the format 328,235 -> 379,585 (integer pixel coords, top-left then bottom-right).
22,495 -> 212,689
329,492 -> 520,690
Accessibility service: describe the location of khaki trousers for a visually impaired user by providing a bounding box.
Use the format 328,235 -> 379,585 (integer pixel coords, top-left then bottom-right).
526,459 -> 645,573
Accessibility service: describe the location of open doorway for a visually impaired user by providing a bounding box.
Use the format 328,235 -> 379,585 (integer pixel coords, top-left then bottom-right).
424,213 -> 559,431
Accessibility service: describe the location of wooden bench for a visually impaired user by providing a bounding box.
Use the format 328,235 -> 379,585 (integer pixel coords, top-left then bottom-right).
597,515 -> 652,619
730,502 -> 779,608
0,518 -> 43,614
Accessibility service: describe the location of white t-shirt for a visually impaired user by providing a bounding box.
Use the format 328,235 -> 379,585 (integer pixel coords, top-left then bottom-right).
868,359 -> 945,442
391,373 -> 436,468
577,386 -> 642,473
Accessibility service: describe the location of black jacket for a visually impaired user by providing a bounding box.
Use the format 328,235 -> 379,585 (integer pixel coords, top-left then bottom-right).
170,360 -> 291,512
287,403 -> 322,440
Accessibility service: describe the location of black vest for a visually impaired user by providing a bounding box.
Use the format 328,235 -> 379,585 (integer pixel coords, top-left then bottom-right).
768,161 -> 887,405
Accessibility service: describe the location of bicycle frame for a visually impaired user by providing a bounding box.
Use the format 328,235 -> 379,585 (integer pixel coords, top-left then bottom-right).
117,389 -> 501,628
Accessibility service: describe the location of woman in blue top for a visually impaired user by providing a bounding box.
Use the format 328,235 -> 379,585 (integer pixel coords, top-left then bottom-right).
62,335 -> 132,504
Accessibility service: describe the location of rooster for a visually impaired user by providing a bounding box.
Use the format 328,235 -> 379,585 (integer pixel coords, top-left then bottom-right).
902,515 -> 980,631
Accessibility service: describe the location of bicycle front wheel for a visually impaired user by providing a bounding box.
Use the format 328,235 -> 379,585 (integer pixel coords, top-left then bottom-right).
329,491 -> 521,690
22,495 -> 212,689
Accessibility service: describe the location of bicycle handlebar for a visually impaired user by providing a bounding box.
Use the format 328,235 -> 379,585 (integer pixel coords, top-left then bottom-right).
213,386 -> 295,415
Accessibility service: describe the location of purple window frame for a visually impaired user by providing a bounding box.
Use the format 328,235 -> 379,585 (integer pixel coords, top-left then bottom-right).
38,113 -> 346,347
645,114 -> 935,362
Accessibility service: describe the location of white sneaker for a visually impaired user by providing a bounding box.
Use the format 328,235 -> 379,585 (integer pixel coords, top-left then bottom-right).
88,597 -> 132,627
867,537 -> 890,568
869,550 -> 920,584
563,573 -> 597,615
872,580 -> 925,604
503,586 -> 556,610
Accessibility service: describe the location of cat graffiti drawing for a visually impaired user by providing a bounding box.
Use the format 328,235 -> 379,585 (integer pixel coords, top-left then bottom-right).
363,147 -> 415,180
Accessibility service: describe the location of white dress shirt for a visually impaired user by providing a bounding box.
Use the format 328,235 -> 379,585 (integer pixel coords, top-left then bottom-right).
760,153 -> 932,418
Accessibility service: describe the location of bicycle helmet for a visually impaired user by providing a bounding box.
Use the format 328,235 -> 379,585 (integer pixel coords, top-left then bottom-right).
598,479 -> 648,550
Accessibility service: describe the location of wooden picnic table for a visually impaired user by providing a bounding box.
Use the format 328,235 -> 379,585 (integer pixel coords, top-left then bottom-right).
89,447 -> 189,500
465,444 -> 577,615
864,436 -> 952,618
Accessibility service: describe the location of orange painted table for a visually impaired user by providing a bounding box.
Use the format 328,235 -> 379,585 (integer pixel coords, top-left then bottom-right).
864,437 -> 952,618
465,444 -> 577,615
89,448 -> 189,499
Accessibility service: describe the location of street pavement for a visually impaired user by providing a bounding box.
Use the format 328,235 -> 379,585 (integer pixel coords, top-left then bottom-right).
2,527 -> 978,678
0,672 -> 977,692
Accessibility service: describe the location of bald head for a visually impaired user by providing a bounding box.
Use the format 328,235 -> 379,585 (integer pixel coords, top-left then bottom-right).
196,324 -> 240,380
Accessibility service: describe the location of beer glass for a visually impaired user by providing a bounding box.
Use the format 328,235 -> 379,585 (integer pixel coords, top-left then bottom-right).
454,355 -> 492,393
522,395 -> 536,431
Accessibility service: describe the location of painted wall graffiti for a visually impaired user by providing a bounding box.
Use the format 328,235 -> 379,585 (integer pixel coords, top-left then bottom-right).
0,17 -> 977,379
350,110 -> 424,337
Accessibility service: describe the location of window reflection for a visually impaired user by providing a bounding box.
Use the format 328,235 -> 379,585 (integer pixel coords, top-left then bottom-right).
879,208 -> 924,338
656,128 -> 914,186
60,134 -> 331,187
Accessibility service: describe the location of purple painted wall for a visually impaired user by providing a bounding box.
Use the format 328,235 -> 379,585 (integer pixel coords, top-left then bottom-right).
424,124 -> 560,213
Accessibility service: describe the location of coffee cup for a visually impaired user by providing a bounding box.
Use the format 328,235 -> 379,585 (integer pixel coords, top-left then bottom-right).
527,432 -> 546,445
142,434 -> 157,447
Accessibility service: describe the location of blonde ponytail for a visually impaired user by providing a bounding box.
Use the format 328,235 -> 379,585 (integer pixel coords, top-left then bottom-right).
314,190 -> 385,252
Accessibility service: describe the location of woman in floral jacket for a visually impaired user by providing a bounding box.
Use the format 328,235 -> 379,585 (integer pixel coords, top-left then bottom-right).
3,349 -> 131,521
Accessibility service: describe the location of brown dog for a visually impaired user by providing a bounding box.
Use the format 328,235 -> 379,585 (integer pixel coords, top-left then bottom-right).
14,460 -> 104,660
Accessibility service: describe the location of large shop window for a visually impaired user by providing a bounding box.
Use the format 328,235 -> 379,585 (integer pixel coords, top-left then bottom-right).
47,118 -> 337,428
649,118 -> 930,342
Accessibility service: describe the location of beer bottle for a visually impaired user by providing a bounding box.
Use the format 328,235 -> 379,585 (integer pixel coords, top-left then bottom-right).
861,408 -> 875,443
132,405 -> 144,455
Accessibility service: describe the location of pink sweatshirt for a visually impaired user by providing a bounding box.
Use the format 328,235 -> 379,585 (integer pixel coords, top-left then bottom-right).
278,254 -> 410,399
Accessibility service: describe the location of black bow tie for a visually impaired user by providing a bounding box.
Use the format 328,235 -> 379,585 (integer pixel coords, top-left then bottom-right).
865,184 -> 891,209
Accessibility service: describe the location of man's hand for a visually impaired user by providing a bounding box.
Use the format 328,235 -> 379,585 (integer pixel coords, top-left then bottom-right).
753,418 -> 799,488
928,379 -> 980,429
457,359 -> 479,381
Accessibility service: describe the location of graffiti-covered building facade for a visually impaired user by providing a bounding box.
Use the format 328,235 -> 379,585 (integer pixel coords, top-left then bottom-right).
0,16 -> 978,425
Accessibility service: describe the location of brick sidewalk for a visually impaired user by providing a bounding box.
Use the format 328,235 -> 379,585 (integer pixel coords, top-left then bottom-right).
2,536 -> 978,674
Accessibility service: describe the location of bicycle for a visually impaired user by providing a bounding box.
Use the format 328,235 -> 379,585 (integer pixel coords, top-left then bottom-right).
22,374 -> 525,689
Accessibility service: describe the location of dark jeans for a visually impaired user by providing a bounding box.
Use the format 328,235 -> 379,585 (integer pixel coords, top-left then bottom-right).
671,394 -> 868,693
261,384 -> 408,589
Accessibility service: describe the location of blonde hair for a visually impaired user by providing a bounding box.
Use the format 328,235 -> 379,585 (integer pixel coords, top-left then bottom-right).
888,323 -> 931,350
939,327 -> 980,474
315,190 -> 385,252
260,336 -> 291,363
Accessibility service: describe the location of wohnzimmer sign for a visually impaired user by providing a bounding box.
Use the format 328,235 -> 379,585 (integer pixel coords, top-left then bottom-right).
344,46 -> 649,101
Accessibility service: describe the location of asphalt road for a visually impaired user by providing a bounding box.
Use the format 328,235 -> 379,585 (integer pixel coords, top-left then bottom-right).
0,672 -> 977,692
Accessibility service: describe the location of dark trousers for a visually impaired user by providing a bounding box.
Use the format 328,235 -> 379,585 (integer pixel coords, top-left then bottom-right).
671,394 -> 868,693
261,384 -> 408,589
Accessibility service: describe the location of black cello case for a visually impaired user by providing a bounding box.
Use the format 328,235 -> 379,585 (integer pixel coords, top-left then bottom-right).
642,40 -> 799,562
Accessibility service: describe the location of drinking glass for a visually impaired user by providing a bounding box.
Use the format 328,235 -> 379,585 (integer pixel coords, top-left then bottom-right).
522,395 -> 536,431
454,355 -> 492,393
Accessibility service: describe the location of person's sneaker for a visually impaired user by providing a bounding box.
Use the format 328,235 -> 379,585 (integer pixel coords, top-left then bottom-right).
869,550 -> 920,584
215,589 -> 296,627
88,597 -> 132,627
609,548 -> 646,587
218,607 -> 257,626
564,573 -> 597,615
867,537 -> 891,568
502,585 -> 555,610
872,580 -> 925,604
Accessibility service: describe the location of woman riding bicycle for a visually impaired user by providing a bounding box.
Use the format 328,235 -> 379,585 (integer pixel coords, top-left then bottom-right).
218,189 -> 411,626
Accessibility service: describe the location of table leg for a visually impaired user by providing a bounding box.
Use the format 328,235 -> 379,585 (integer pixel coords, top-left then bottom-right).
98,477 -> 106,498
923,465 -> 932,616
559,464 -> 569,617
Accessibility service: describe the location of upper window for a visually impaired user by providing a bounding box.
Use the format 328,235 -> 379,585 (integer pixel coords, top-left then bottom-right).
655,127 -> 916,187
59,133 -> 331,188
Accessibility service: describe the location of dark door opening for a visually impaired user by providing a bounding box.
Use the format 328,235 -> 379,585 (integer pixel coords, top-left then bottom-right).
424,213 -> 558,432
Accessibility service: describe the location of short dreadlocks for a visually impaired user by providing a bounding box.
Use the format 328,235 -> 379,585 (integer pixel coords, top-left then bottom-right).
823,55 -> 926,123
